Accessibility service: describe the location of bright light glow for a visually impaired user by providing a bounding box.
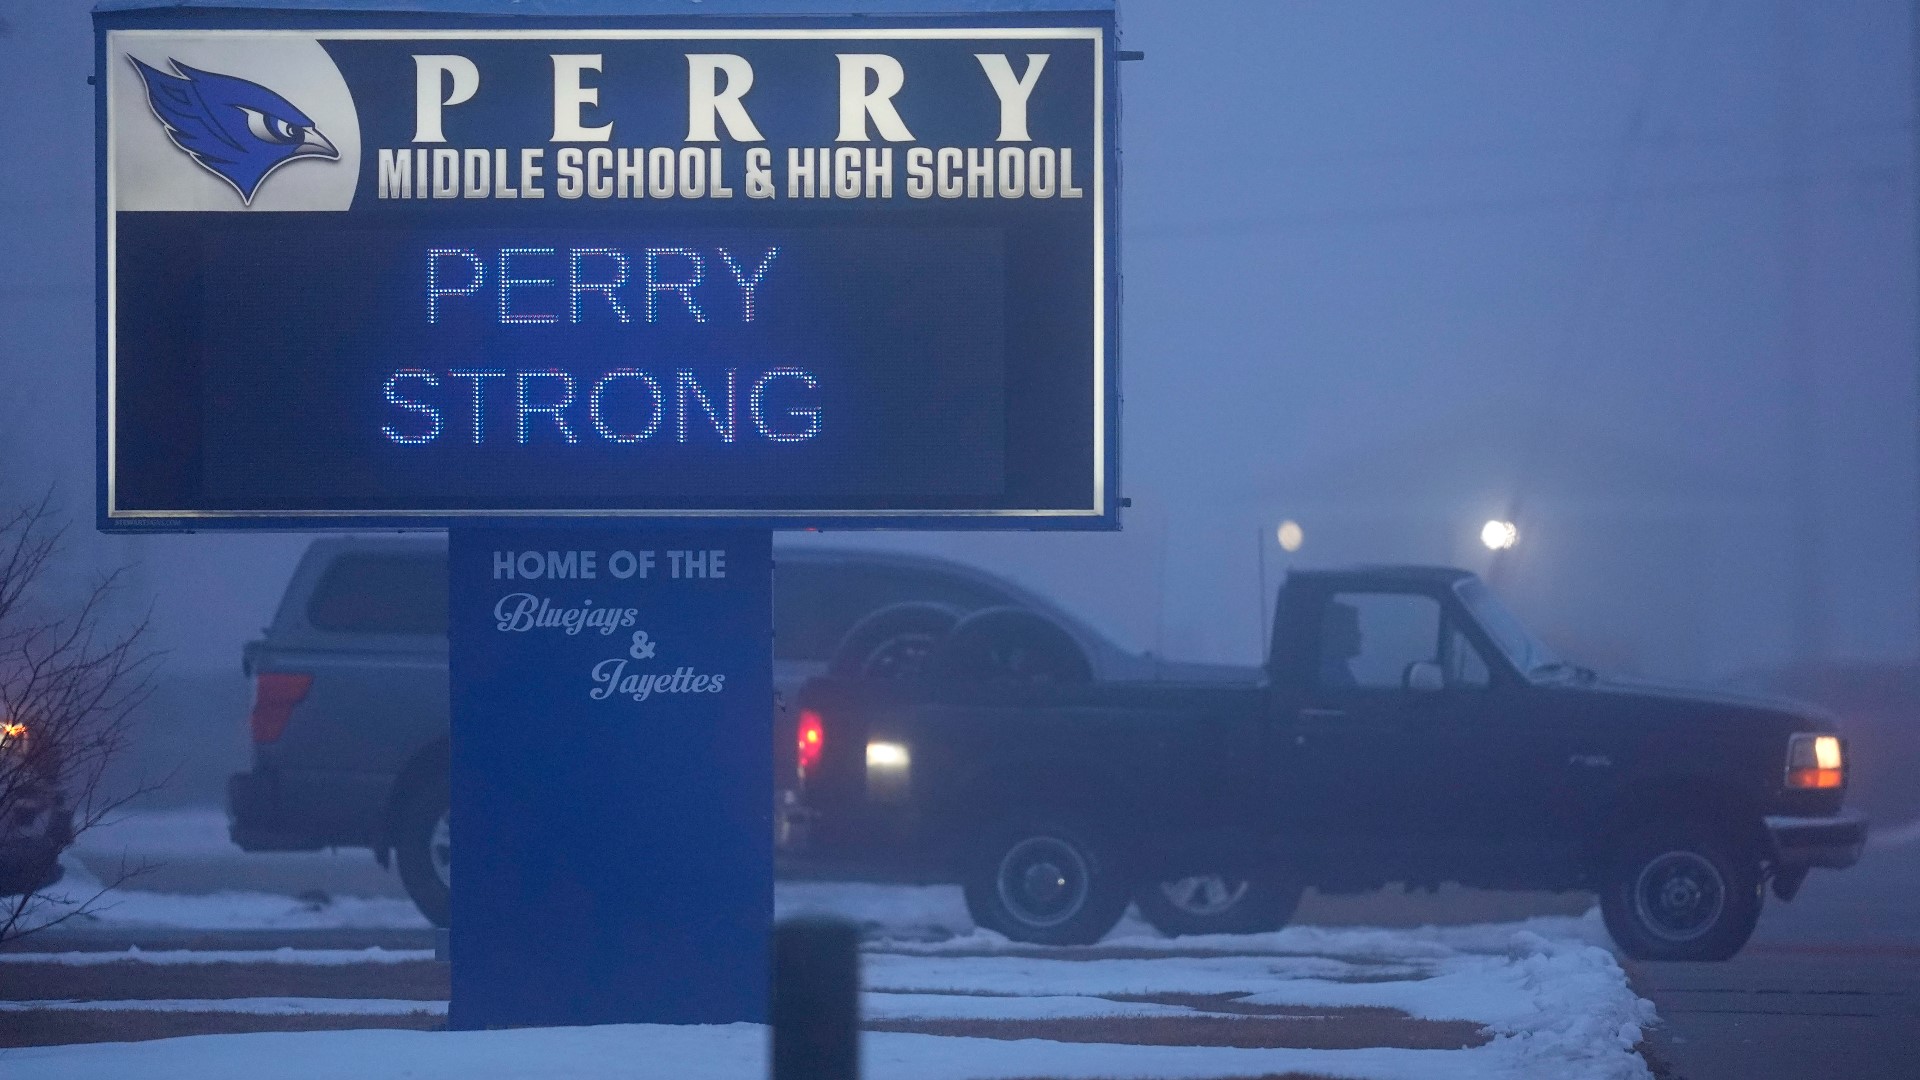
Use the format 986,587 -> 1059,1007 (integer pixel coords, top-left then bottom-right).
865,739 -> 911,802
797,710 -> 825,777
1813,735 -> 1843,771
1481,520 -> 1519,550
865,741 -> 910,770
1276,520 -> 1304,552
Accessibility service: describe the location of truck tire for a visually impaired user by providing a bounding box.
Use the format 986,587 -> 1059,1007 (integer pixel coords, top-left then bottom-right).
394,774 -> 451,928
828,603 -> 960,680
1599,822 -> 1762,961
1134,874 -> 1304,937
930,608 -> 1092,686
964,819 -> 1130,946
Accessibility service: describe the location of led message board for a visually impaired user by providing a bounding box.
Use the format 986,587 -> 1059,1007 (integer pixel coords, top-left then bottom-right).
97,4 -> 1117,529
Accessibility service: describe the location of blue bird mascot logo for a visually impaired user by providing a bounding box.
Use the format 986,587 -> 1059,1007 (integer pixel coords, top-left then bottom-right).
130,57 -> 339,205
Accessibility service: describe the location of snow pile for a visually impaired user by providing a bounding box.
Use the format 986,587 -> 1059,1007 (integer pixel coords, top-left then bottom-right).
11,858 -> 429,932
0,947 -> 436,966
864,951 -> 1405,997
1477,932 -> 1658,1080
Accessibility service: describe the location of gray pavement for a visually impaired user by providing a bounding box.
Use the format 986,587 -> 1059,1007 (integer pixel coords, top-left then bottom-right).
1634,838 -> 1920,1080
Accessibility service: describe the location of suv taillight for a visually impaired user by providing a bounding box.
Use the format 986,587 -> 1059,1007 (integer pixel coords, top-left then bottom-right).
797,709 -> 825,778
250,673 -> 313,744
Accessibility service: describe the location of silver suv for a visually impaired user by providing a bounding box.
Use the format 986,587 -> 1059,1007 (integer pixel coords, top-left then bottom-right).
229,537 -> 1140,925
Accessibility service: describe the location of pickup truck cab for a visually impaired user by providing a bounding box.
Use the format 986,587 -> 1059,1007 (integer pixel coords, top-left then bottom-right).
794,565 -> 1867,960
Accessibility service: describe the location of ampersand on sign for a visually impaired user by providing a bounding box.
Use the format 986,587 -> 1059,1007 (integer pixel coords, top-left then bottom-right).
629,630 -> 657,660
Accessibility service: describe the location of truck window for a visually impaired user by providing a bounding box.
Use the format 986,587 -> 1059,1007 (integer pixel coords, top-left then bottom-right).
1442,623 -> 1492,689
1319,593 -> 1443,690
306,553 -> 449,635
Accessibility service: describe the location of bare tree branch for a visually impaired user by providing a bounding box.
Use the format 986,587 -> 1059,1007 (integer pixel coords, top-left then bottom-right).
0,497 -> 162,944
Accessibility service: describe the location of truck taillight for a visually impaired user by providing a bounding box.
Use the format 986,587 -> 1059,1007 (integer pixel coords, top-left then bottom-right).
250,673 -> 313,744
1785,733 -> 1844,790
797,709 -> 825,778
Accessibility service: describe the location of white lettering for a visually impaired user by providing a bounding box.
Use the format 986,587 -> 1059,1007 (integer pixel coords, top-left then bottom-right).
835,54 -> 914,142
551,54 -> 613,142
686,54 -> 764,142
412,55 -> 478,143
975,53 -> 1049,142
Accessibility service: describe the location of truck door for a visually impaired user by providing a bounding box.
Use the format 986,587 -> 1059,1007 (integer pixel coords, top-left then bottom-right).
1273,588 -> 1495,876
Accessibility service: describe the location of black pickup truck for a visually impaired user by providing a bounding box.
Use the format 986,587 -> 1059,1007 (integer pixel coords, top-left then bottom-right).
793,565 -> 1867,960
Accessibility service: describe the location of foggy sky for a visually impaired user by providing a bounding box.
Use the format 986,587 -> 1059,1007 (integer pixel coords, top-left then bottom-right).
0,1 -> 1912,679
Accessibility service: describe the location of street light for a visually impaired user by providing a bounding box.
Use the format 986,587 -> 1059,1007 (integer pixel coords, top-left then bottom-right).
1481,519 -> 1518,551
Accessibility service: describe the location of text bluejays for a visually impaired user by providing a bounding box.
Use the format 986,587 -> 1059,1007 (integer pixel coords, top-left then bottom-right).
378,52 -> 1086,202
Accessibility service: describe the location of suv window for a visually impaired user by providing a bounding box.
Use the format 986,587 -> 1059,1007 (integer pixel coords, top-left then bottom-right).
306,553 -> 449,635
774,561 -> 1011,662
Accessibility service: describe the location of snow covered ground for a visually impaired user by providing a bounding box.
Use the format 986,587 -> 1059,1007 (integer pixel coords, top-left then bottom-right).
0,931 -> 1654,1080
15,860 -> 431,932
5,808 -> 1656,1079
0,1019 -> 1650,1080
3,909 -> 1654,1080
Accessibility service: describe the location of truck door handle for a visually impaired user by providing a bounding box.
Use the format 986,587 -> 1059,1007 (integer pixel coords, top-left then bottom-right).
1300,708 -> 1345,720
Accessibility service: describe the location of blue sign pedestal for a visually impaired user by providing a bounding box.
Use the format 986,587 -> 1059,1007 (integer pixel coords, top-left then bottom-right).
446,527 -> 773,1030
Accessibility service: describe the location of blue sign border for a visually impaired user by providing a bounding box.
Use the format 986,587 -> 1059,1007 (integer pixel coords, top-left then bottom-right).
93,1 -> 1122,532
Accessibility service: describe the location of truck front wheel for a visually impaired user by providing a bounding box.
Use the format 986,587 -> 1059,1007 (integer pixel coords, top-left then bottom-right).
1600,823 -> 1762,961
964,820 -> 1130,946
1134,875 -> 1304,937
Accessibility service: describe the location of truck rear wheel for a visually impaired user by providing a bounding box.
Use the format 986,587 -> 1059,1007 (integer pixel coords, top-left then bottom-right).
394,773 -> 451,928
964,819 -> 1129,946
1600,823 -> 1762,961
1134,874 -> 1304,937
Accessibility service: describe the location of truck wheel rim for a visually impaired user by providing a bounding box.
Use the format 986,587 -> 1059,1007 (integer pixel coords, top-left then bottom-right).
430,812 -> 451,891
1632,850 -> 1724,942
996,836 -> 1091,928
1159,876 -> 1249,917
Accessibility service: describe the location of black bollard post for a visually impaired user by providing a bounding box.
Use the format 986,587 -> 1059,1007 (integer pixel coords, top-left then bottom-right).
771,917 -> 861,1080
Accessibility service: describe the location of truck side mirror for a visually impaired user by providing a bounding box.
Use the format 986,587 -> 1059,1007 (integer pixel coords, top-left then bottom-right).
1405,661 -> 1445,693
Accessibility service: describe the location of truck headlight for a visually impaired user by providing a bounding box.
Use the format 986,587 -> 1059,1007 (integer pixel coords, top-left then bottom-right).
1785,733 -> 1844,790
865,740 -> 910,801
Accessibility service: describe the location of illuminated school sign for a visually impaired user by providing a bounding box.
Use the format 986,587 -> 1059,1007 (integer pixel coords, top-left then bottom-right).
97,7 -> 1117,528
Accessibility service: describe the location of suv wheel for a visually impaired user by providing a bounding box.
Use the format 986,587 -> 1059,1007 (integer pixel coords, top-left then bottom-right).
1134,874 -> 1304,937
394,774 -> 451,928
930,609 -> 1092,687
828,603 -> 960,680
963,819 -> 1129,945
1600,823 -> 1762,961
